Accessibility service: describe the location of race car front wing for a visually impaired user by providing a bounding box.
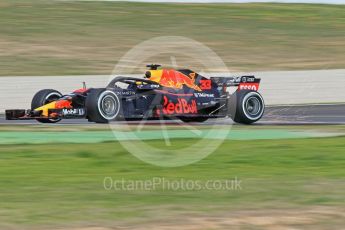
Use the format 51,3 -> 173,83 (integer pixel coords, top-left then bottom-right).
5,108 -> 86,120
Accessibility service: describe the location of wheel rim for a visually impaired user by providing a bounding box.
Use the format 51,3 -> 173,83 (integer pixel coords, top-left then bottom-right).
241,92 -> 264,121
101,95 -> 117,116
245,96 -> 261,117
98,91 -> 120,120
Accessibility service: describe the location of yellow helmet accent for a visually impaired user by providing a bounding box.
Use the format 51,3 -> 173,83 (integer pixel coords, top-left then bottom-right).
148,70 -> 163,83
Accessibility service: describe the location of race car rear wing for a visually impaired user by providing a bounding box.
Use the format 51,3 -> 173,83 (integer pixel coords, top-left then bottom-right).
210,76 -> 260,86
210,76 -> 261,91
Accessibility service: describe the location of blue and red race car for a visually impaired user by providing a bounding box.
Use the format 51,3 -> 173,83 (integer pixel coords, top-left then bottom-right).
6,64 -> 265,124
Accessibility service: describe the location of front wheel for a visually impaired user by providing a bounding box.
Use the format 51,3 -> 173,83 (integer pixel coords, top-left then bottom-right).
31,89 -> 62,123
229,90 -> 265,124
86,89 -> 121,123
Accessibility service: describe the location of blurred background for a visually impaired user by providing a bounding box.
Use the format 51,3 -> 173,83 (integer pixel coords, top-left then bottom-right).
0,0 -> 344,75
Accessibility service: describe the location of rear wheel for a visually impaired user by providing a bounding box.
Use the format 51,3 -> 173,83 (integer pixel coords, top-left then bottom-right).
31,89 -> 62,123
229,90 -> 265,124
86,89 -> 121,123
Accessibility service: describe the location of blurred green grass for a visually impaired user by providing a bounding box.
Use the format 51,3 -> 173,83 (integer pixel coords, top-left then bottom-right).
0,136 -> 344,227
0,1 -> 344,75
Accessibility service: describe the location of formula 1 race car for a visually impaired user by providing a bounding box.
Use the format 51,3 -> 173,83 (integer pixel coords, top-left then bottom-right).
6,64 -> 265,124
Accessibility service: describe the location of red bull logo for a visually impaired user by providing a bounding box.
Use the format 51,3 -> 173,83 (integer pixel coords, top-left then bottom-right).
157,96 -> 198,115
149,69 -> 202,91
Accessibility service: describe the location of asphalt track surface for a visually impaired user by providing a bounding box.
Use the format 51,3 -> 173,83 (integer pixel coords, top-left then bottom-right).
0,104 -> 344,125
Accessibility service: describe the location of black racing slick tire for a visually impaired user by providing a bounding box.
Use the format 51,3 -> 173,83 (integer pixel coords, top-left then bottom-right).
31,89 -> 62,123
86,89 -> 121,123
230,90 -> 265,124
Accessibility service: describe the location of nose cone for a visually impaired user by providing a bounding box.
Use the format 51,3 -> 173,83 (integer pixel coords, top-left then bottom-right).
34,101 -> 56,111
34,101 -> 57,117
